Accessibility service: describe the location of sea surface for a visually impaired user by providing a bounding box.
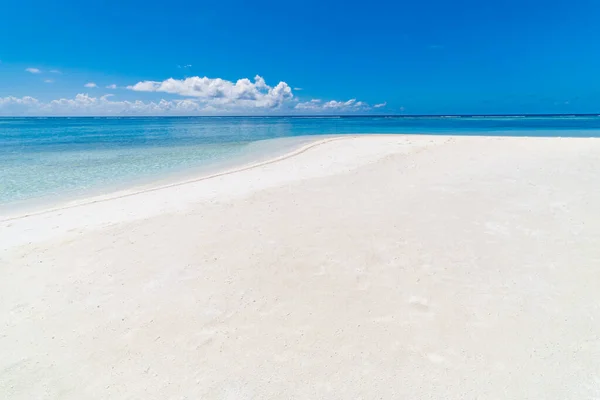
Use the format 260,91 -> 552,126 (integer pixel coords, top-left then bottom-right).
2,115 -> 600,209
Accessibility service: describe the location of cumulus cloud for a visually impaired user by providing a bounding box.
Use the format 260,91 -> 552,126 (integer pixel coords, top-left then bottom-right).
294,99 -> 323,110
1,74 -> 374,115
0,96 -> 41,114
25,68 -> 41,74
0,96 -> 40,106
295,98 -> 371,112
373,102 -> 387,108
0,94 -> 206,116
44,79 -> 54,84
294,87 -> 303,91
323,99 -> 368,109
48,94 -> 201,114
128,75 -> 293,109
1,93 -> 375,116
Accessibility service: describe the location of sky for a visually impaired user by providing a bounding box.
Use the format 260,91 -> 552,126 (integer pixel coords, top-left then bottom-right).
1,0 -> 600,116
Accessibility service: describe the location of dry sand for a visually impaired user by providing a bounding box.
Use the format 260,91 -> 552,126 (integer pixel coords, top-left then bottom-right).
1,135 -> 600,399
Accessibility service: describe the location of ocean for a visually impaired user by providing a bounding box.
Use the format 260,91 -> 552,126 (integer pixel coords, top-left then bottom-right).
1,115 -> 600,208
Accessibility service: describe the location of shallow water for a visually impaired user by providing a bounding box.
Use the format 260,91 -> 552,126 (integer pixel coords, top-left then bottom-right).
1,116 -> 600,208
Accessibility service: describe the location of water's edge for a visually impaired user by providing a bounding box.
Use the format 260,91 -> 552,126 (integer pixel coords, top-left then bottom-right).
0,135 -> 336,219
3,115 -> 600,213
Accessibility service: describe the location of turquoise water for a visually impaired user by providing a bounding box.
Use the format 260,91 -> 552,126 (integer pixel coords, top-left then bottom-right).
1,116 -> 600,207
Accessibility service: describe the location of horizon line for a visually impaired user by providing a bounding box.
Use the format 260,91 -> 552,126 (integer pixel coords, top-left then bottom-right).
1,113 -> 600,118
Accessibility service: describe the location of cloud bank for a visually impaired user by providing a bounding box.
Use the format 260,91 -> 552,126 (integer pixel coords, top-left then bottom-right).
295,98 -> 370,111
0,94 -> 203,116
1,75 -> 384,115
128,75 -> 293,109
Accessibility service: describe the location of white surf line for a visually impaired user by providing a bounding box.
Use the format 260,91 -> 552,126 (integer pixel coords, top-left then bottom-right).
1,135 -> 353,222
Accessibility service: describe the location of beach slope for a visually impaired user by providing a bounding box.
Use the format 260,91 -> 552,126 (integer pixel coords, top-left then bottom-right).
1,135 -> 600,399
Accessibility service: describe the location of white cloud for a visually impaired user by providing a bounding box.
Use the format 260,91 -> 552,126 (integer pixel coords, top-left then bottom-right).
1,93 -> 374,116
25,68 -> 41,74
1,74 -> 373,115
373,102 -> 387,108
51,94 -> 207,115
322,99 -> 366,109
0,96 -> 40,106
294,99 -> 322,110
50,69 -> 61,74
0,96 -> 41,114
44,79 -> 54,84
0,94 -> 207,116
294,87 -> 303,91
296,98 -> 370,112
128,75 -> 293,109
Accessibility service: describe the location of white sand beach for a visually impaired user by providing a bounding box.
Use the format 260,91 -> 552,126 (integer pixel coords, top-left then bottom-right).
1,135 -> 600,399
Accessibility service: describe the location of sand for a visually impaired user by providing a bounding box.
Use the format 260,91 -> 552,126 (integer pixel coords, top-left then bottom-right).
1,135 -> 600,399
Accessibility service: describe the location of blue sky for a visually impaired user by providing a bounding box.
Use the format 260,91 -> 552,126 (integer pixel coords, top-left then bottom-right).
1,0 -> 600,115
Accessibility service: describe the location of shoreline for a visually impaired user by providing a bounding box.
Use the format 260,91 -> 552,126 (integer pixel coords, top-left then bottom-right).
4,129 -> 598,221
2,134 -> 600,398
2,134 -> 446,249
0,135 -> 341,221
